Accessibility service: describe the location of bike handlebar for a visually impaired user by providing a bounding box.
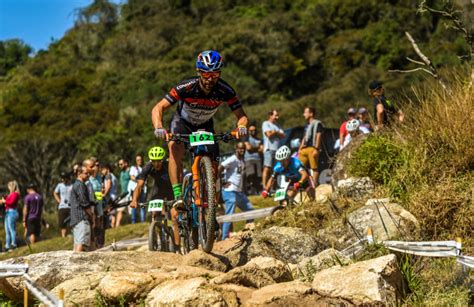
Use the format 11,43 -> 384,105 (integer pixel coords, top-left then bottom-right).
167,131 -> 238,144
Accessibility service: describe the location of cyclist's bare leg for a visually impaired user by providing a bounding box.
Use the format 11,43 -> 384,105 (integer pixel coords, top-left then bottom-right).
170,207 -> 180,247
168,141 -> 185,187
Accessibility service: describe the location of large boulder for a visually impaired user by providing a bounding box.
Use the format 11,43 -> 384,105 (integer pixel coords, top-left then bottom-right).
347,198 -> 420,242
97,271 -> 159,302
295,248 -> 351,281
317,198 -> 420,250
51,272 -> 106,306
146,277 -> 239,306
336,176 -> 374,198
211,264 -> 276,289
245,280 -> 350,306
182,249 -> 231,272
213,233 -> 253,268
245,256 -> 292,283
248,226 -> 323,264
0,251 -> 182,301
312,254 -> 404,305
315,184 -> 333,203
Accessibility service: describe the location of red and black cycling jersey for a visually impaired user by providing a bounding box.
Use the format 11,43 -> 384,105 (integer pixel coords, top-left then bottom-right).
164,77 -> 242,126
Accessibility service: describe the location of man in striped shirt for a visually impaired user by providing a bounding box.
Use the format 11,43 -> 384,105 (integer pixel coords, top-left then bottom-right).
70,166 -> 95,252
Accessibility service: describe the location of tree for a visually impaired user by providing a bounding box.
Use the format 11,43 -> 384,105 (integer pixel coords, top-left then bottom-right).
0,39 -> 32,76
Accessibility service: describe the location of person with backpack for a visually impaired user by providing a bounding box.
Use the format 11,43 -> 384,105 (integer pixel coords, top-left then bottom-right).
368,81 -> 404,130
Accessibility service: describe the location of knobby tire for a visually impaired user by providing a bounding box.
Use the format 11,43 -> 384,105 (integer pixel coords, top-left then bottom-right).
148,220 -> 164,251
198,156 -> 216,253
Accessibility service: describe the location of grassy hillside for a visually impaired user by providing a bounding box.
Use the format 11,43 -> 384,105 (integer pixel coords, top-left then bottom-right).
348,79 -> 473,251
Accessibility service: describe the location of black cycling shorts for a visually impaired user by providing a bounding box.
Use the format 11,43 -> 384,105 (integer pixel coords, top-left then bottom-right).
169,113 -> 220,162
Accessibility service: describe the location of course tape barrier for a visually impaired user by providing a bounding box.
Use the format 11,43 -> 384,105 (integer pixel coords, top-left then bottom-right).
0,263 -> 63,306
456,255 -> 474,268
216,206 -> 280,223
383,240 -> 458,257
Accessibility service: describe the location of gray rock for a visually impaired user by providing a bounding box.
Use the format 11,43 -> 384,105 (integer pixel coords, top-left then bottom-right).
249,226 -> 323,264
146,277 -> 239,306
0,251 -> 182,302
336,176 -> 374,198
312,254 -> 404,305
296,248 -> 351,281
182,249 -> 231,272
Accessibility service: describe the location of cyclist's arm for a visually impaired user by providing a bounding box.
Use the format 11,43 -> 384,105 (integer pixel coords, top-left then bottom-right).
152,99 -> 172,129
299,169 -> 309,183
232,107 -> 249,128
264,176 -> 275,193
131,179 -> 145,207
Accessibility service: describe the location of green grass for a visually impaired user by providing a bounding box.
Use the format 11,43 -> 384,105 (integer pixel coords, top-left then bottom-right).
0,222 -> 148,261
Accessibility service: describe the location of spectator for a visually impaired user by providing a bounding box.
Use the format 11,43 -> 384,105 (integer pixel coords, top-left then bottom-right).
339,108 -> 356,148
0,181 -> 20,251
23,183 -> 44,244
72,162 -> 81,180
115,158 -> 130,227
244,124 -> 263,194
53,172 -> 72,238
368,80 -> 404,130
358,107 -> 373,132
218,142 -> 254,240
83,158 -> 104,249
128,154 -> 146,223
101,164 -> 119,227
338,119 -> 370,150
70,166 -> 94,252
298,107 -> 323,186
262,109 -> 285,189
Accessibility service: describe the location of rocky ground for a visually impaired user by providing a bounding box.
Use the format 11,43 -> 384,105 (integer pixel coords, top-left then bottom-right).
0,178 -> 422,306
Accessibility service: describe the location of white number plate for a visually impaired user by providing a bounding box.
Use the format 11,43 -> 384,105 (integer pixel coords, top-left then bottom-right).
148,199 -> 164,212
189,131 -> 215,146
274,189 -> 287,201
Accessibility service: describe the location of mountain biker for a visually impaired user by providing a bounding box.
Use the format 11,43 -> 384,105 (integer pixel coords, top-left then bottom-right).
261,145 -> 314,202
129,147 -> 177,246
152,50 -> 249,209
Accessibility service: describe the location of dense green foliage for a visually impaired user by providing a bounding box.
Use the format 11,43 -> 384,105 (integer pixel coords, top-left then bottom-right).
0,0 -> 471,197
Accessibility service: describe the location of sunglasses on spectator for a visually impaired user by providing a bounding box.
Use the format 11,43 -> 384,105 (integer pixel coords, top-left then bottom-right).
199,71 -> 221,80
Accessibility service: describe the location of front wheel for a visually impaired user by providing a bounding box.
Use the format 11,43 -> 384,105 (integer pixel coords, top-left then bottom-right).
197,156 -> 217,253
148,220 -> 164,251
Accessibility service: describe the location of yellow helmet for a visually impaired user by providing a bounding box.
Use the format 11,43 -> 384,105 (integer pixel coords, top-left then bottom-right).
148,146 -> 166,161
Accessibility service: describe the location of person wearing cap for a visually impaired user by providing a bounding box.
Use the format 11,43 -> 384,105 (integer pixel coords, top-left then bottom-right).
23,183 -> 44,244
368,81 -> 404,130
53,172 -> 73,237
339,108 -> 357,148
357,107 -> 373,132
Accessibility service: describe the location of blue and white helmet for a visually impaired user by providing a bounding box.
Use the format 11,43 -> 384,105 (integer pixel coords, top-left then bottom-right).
196,50 -> 224,72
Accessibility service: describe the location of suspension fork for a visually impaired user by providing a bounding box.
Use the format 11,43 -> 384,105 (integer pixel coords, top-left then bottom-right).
192,156 -> 202,206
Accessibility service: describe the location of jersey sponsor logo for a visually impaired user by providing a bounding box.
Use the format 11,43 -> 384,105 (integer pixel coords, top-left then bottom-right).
184,97 -> 222,109
176,79 -> 197,91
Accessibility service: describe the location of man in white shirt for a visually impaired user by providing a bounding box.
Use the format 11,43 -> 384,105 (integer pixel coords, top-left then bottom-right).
218,142 -> 254,240
262,109 -> 285,189
128,154 -> 146,223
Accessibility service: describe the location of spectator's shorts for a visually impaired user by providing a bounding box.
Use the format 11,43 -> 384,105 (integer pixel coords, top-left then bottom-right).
169,113 -> 220,162
73,220 -> 91,246
245,159 -> 262,176
298,147 -> 319,170
26,218 -> 41,237
263,150 -> 276,168
58,208 -> 70,228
